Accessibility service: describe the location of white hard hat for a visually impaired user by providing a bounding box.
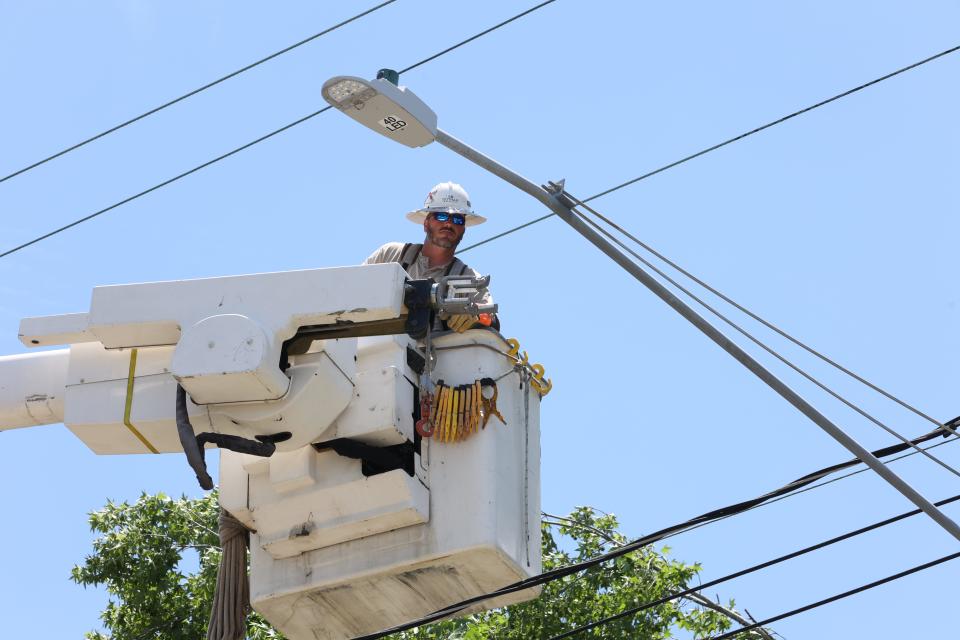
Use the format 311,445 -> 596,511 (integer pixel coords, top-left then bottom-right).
406,181 -> 487,226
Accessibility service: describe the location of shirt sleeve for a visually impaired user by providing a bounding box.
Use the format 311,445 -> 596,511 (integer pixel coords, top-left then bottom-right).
363,242 -> 404,265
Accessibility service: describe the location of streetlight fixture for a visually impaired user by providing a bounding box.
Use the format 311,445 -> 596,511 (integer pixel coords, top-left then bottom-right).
322,74 -> 437,148
322,70 -> 960,543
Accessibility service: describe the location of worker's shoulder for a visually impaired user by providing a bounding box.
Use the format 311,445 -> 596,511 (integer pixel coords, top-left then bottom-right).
365,242 -> 409,264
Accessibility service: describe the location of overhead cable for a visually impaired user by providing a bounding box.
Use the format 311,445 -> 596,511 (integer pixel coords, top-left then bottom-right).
548,492 -> 960,639
0,0 -> 400,185
0,109 -> 331,259
0,0 -> 559,259
458,43 -> 960,254
665,431 -> 959,542
547,433 -> 958,566
353,420 -> 959,639
564,193 -> 960,479
397,0 -> 557,74
708,551 -> 960,640
568,194 -> 956,436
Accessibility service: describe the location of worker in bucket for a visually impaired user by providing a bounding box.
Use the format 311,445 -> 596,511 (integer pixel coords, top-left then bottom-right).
364,181 -> 498,332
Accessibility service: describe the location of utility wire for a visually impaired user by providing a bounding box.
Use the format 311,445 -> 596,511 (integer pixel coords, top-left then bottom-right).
398,0 -> 557,74
536,439 -> 943,640
470,46 -> 958,440
0,0 -> 399,185
709,551 -> 960,640
664,432 -> 959,543
0,108 -> 331,258
0,0 -> 559,259
354,421 -> 959,639
543,433 -> 960,625
548,493 -> 960,639
544,436 -> 960,640
550,433 -> 960,595
567,194 -> 956,436
458,43 -> 960,254
564,193 -> 960,479
457,212 -> 555,252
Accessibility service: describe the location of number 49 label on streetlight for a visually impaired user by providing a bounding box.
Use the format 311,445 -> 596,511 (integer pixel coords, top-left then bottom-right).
379,115 -> 407,133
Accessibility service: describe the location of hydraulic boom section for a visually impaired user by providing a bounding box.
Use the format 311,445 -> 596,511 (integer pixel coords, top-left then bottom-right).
1,263 -> 494,458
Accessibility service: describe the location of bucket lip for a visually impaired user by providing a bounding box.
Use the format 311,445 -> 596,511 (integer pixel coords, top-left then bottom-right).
425,327 -> 509,350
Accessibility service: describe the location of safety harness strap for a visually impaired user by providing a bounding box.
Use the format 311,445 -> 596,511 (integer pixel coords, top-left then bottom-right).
398,243 -> 467,278
444,257 -> 466,277
399,243 -> 422,270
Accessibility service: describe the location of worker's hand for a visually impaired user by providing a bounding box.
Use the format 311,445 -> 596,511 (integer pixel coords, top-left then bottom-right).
445,314 -> 479,333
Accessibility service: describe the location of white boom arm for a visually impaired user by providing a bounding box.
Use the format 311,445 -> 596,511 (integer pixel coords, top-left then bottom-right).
0,263 -> 413,453
0,262 -> 540,640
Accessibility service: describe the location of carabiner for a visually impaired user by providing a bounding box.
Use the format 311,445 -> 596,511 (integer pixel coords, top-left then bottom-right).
415,390 -> 435,438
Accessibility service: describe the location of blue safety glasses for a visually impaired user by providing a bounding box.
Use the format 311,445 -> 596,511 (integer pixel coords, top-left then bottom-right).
431,212 -> 466,225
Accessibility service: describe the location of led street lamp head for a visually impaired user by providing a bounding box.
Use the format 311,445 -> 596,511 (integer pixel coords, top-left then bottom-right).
322,75 -> 438,148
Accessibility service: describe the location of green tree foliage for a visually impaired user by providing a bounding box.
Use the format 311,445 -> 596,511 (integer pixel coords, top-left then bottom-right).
74,495 -> 759,639
71,491 -> 280,640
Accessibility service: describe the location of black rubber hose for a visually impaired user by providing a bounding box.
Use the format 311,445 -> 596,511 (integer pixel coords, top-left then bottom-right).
176,384 -> 214,490
197,432 -> 276,457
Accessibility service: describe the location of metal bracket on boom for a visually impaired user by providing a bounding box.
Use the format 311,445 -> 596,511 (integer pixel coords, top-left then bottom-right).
544,180 -> 577,209
433,275 -> 498,317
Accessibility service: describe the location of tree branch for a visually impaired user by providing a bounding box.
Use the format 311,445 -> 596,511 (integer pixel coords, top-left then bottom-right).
542,513 -> 622,546
684,592 -> 775,640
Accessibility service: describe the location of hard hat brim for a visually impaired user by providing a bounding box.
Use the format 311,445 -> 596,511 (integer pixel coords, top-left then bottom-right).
406,210 -> 487,226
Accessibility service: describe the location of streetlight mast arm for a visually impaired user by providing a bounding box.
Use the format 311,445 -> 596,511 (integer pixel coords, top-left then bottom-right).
433,128 -> 960,543
436,130 -> 554,206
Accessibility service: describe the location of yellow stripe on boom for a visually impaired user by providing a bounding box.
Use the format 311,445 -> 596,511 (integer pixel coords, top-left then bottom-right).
123,348 -> 159,454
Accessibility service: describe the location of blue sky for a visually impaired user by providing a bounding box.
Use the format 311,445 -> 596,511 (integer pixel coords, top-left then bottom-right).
1,1 -> 958,637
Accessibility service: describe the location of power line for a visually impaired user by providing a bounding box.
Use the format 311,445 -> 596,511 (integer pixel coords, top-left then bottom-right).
0,108 -> 330,258
567,194 -> 955,436
564,193 -> 960,479
539,436 -> 948,640
461,52 -> 956,445
457,212 -> 555,252
709,551 -> 960,640
0,0 -> 400,185
0,0 -> 559,259
457,44 -> 957,455
548,493 -> 960,639
458,43 -> 960,254
353,422 -> 959,639
663,433 -> 959,543
399,0 -> 557,75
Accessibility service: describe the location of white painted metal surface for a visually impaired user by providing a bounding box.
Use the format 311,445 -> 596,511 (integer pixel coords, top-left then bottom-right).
223,330 -> 542,640
0,349 -> 68,429
50,339 -> 355,454
220,333 -> 427,558
17,312 -> 92,347
171,313 -> 291,404
333,335 -> 416,446
4,264 -> 409,451
1,264 -> 543,638
19,263 -> 404,405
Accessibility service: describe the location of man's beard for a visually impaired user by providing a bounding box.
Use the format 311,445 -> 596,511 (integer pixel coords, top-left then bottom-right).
427,226 -> 461,249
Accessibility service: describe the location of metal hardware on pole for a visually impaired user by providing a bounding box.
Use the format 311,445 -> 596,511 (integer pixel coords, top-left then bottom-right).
434,128 -> 960,543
